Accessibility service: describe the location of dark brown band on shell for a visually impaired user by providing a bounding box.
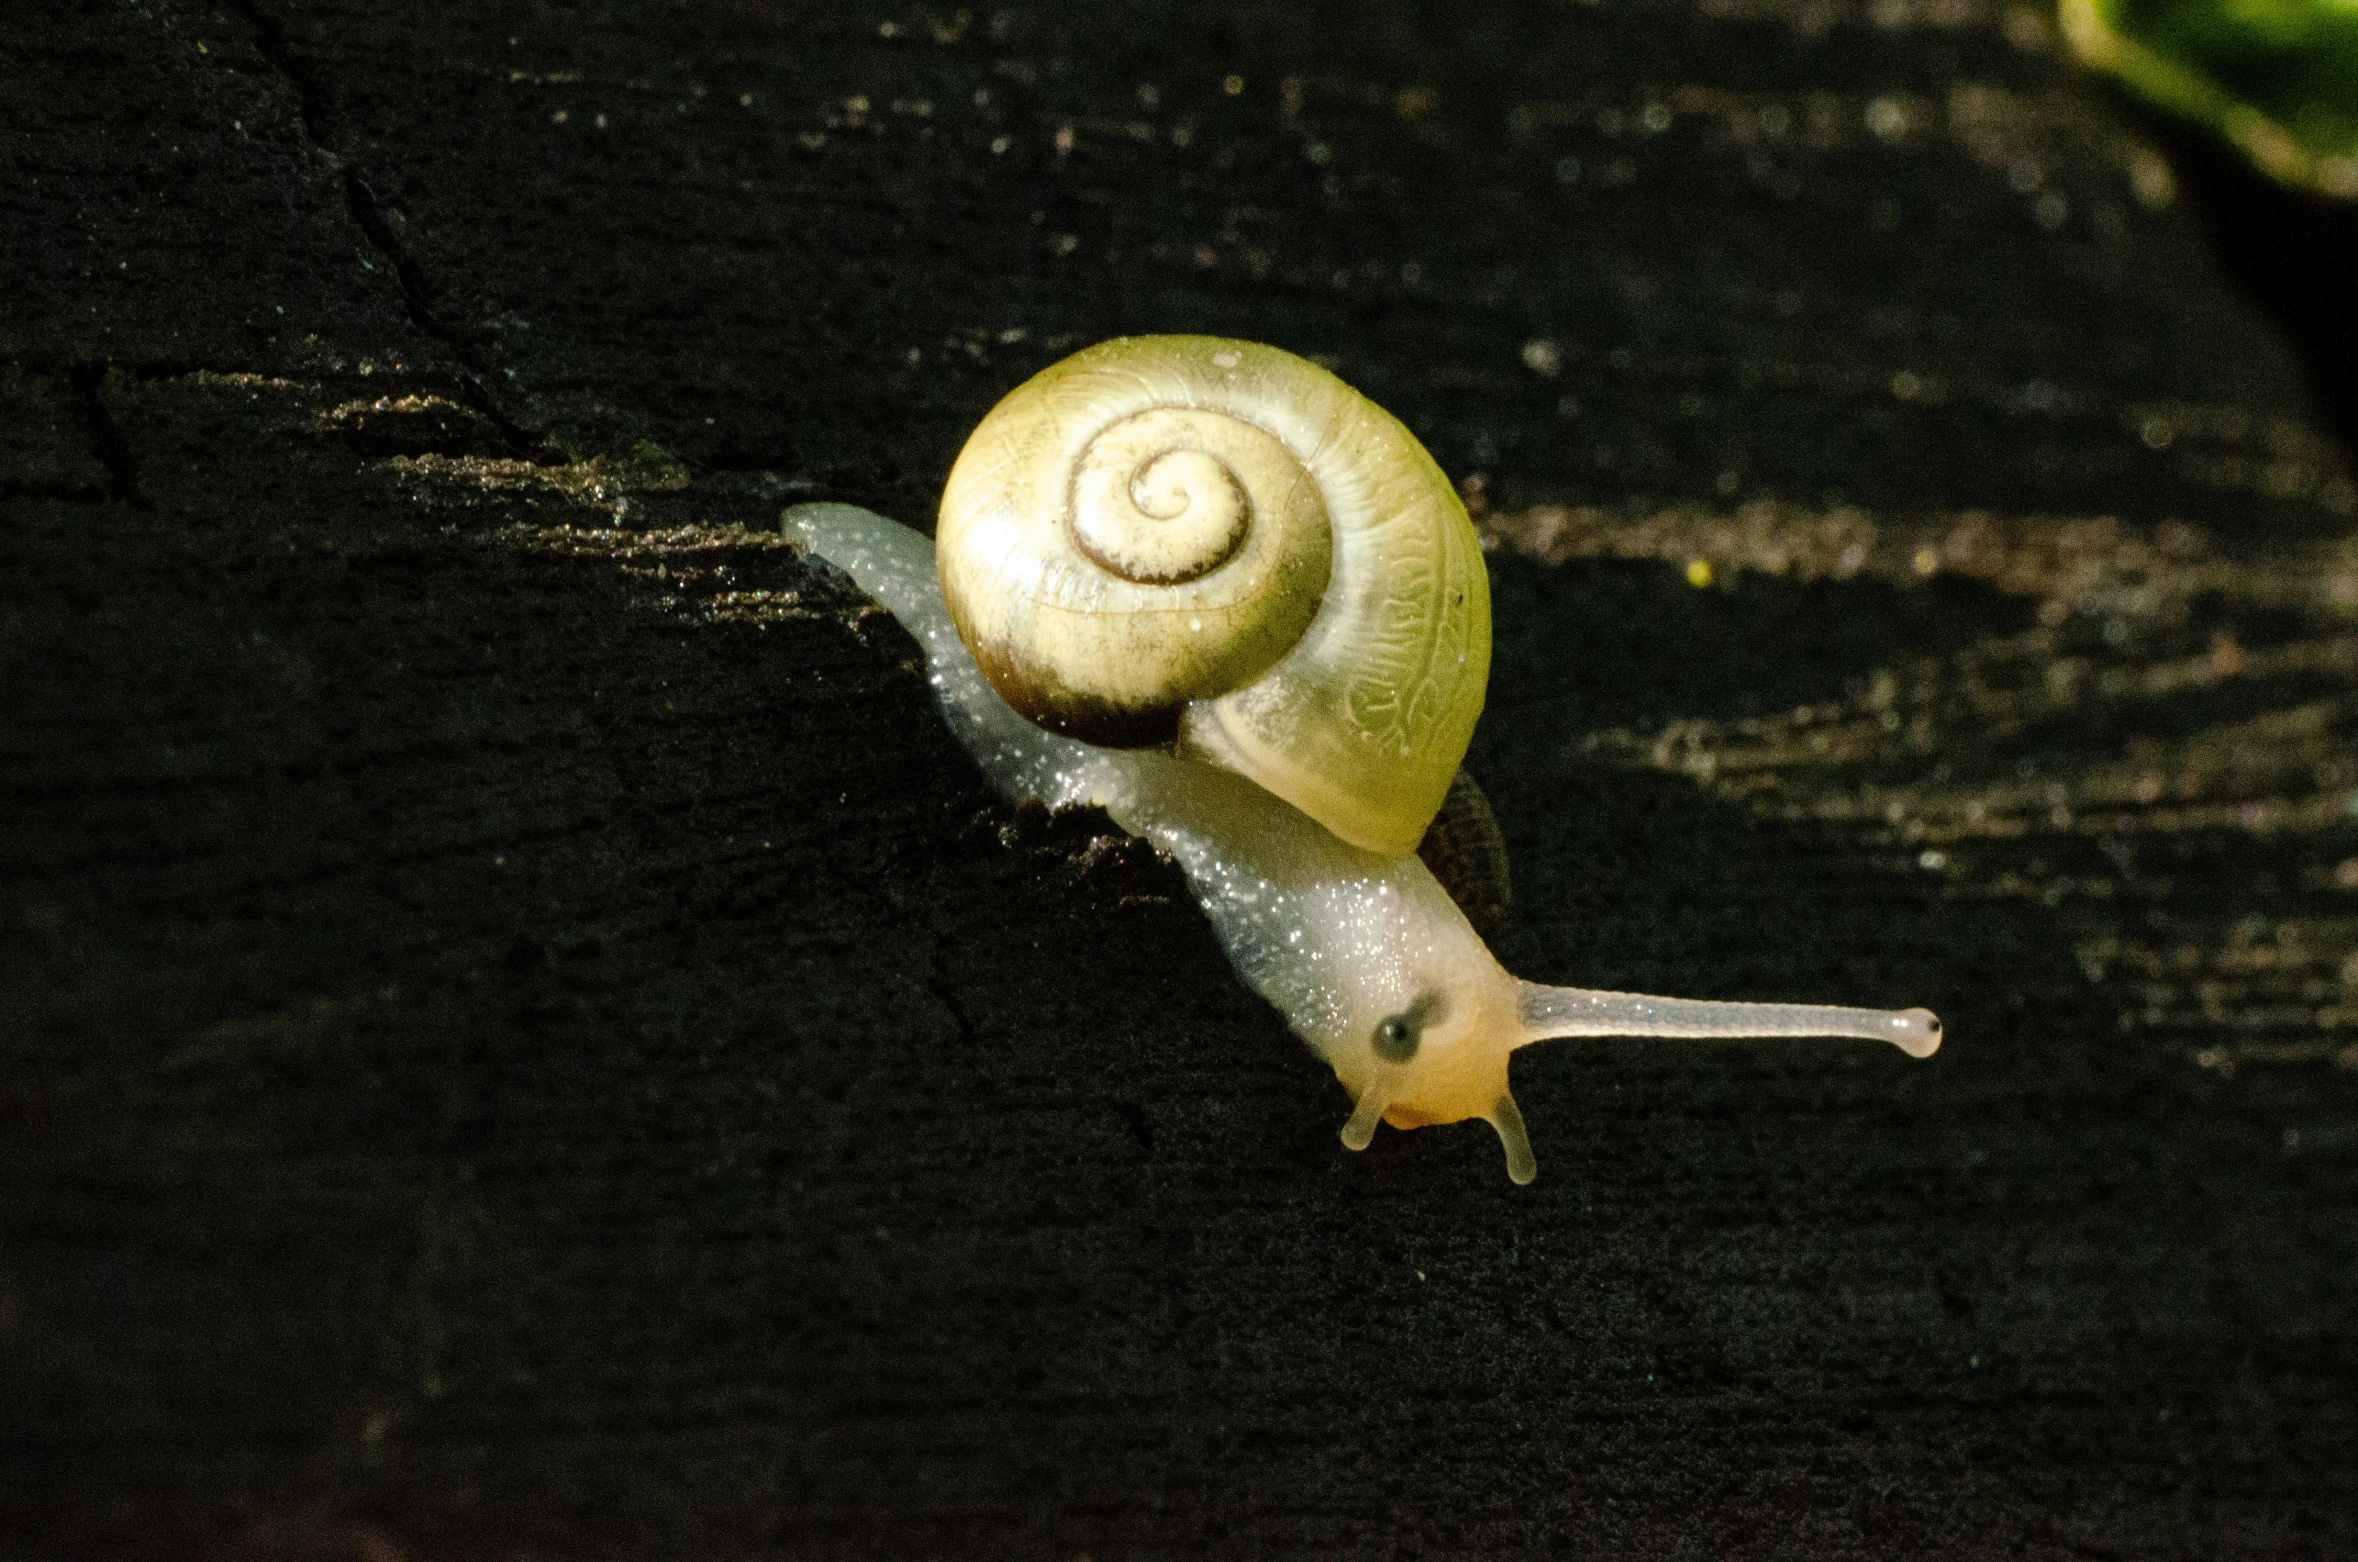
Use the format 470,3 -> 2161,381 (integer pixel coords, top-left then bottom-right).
966,634 -> 1187,748
1416,768 -> 1513,942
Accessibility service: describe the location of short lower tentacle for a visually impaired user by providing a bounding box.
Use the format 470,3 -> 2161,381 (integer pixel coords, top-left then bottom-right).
1488,1095 -> 1537,1185
1339,1080 -> 1392,1151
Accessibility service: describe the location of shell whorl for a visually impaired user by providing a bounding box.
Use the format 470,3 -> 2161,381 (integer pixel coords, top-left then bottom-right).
937,335 -> 1490,858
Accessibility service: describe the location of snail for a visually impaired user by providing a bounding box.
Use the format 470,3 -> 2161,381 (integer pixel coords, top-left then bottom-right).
789,336 -> 1940,1183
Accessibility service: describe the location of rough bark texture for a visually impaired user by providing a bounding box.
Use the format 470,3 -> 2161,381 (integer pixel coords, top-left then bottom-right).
5,1 -> 2356,1557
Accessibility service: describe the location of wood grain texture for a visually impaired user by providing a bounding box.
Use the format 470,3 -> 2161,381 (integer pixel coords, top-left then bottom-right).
4,1 -> 2354,1556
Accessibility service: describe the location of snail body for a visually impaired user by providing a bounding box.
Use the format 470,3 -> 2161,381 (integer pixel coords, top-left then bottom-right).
787,336 -> 1939,1185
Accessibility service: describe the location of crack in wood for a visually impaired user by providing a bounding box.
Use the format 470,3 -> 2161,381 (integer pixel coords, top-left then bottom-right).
227,0 -> 556,464
65,364 -> 149,510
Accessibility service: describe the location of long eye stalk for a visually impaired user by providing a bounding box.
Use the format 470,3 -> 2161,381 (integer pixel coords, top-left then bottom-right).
1517,984 -> 1942,1058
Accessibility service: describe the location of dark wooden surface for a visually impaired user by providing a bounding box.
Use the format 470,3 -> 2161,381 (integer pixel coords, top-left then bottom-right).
5,2 -> 2356,1556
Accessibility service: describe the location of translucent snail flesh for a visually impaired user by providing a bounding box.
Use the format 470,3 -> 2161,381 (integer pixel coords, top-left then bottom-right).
789,337 -> 1939,1184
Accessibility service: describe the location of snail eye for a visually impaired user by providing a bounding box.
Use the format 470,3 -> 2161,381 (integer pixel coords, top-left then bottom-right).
1371,993 -> 1441,1063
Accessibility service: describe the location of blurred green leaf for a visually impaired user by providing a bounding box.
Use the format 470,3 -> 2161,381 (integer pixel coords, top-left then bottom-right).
2064,0 -> 2358,196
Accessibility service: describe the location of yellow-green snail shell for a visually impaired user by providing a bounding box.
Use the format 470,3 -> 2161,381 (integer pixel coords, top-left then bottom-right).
936,335 -> 1491,858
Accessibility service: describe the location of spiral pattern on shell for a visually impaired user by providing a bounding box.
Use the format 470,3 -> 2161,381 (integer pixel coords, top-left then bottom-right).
937,335 -> 1490,858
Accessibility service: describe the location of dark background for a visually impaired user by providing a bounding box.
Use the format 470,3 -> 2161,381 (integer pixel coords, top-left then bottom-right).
2142,107 -> 2358,453
5,1 -> 2356,1556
